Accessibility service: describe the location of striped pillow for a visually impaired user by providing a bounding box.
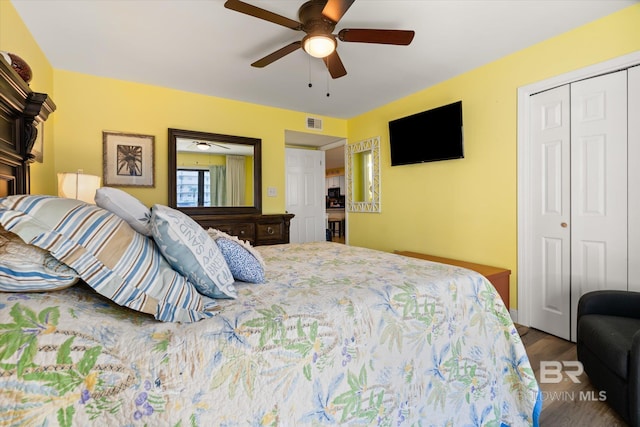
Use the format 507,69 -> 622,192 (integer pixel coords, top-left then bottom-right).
0,226 -> 79,291
0,195 -> 217,323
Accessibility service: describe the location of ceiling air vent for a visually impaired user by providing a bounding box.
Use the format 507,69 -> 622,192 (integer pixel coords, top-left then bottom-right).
306,116 -> 323,131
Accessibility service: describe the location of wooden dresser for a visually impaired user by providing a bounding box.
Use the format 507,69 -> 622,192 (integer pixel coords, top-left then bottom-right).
394,251 -> 511,310
0,57 -> 56,195
188,213 -> 294,246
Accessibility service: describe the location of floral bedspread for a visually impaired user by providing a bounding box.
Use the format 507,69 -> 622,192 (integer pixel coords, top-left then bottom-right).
0,242 -> 540,426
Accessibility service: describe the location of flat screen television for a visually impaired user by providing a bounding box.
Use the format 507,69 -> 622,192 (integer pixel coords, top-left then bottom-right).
388,100 -> 463,166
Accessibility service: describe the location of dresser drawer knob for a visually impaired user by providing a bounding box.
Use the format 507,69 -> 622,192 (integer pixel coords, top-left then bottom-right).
240,230 -> 245,235
267,226 -> 274,235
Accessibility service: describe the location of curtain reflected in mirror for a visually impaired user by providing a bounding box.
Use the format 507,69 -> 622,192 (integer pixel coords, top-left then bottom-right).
346,137 -> 381,212
168,128 -> 262,214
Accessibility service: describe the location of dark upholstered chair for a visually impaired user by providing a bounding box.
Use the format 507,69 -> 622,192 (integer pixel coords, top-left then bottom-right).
577,290 -> 640,427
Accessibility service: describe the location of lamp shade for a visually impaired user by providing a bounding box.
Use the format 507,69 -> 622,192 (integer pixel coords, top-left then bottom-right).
57,172 -> 101,204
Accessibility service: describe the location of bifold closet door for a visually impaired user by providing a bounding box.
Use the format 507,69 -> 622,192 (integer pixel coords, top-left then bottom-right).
530,69 -> 629,341
568,70 -> 628,341
530,85 -> 572,340
630,65 -> 640,292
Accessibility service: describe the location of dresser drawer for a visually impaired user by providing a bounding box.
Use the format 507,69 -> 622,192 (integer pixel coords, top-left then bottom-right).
220,223 -> 255,242
186,213 -> 293,246
204,222 -> 255,243
256,222 -> 284,244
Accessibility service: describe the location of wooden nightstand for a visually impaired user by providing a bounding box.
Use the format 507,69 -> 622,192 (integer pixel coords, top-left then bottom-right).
394,251 -> 511,310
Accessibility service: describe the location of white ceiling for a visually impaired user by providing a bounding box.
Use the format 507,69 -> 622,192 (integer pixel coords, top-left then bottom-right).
176,138 -> 254,155
11,0 -> 636,123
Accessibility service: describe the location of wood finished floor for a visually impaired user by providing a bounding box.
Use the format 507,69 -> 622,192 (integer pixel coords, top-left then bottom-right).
519,325 -> 628,426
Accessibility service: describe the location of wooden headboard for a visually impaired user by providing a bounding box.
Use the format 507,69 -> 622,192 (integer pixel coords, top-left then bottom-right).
0,57 -> 56,197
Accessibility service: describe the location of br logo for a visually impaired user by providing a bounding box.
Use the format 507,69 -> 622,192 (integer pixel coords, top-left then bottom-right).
540,361 -> 584,383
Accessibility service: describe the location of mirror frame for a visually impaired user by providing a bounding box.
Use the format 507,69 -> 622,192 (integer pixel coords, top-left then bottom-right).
168,128 -> 262,215
346,136 -> 381,213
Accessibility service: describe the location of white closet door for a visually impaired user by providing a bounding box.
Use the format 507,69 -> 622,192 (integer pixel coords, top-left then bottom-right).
569,70 -> 628,341
629,65 -> 640,293
530,85 -> 572,340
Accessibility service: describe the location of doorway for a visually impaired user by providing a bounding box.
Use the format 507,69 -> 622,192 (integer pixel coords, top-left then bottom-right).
284,130 -> 346,244
325,144 -> 346,243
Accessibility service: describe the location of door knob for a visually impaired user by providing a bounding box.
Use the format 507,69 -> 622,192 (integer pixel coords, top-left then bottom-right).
561,222 -> 568,228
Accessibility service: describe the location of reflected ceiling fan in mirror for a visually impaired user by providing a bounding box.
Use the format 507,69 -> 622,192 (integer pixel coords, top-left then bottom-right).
191,141 -> 231,151
224,0 -> 415,79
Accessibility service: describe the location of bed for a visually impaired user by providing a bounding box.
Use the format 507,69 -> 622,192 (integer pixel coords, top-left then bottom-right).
0,233 -> 540,426
0,59 -> 540,426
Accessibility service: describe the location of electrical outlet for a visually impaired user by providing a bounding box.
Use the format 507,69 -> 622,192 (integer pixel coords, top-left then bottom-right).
267,187 -> 277,197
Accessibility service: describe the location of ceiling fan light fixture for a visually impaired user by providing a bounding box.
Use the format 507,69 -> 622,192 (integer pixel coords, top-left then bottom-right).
196,142 -> 210,151
302,34 -> 336,58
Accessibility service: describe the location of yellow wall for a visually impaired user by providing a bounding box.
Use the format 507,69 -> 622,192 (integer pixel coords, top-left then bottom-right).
51,70 -> 347,211
0,0 -> 56,194
177,152 -> 226,167
346,4 -> 640,308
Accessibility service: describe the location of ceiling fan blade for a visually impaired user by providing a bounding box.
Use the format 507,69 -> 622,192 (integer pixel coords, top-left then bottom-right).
224,0 -> 302,30
322,0 -> 356,24
251,41 -> 302,68
323,51 -> 347,79
338,28 -> 415,45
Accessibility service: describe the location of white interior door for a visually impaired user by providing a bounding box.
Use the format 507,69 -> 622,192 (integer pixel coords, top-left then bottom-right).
285,148 -> 326,243
569,70 -> 628,340
529,85 -> 572,340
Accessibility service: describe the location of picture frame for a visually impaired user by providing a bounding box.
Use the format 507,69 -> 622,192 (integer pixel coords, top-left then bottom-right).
32,120 -> 44,163
102,131 -> 155,187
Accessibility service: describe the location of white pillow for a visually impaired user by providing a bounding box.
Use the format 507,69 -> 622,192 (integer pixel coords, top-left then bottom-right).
95,187 -> 152,236
151,204 -> 236,299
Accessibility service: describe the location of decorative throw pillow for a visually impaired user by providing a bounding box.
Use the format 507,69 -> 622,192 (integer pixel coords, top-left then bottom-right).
0,195 -> 217,323
151,204 -> 236,299
94,187 -> 152,236
207,228 -> 265,283
0,226 -> 79,291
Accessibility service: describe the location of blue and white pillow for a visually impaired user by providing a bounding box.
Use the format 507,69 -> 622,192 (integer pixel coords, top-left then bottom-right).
0,226 -> 79,291
207,228 -> 265,283
0,195 -> 217,323
151,205 -> 236,299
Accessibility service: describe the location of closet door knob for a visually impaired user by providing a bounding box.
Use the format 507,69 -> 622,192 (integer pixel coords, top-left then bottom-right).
561,222 -> 568,228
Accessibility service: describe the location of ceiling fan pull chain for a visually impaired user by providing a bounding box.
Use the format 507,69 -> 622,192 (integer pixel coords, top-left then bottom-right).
308,55 -> 313,88
326,63 -> 330,97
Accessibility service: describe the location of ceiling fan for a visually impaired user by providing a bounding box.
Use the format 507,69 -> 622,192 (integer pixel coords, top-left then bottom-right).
224,0 -> 415,79
190,141 -> 231,151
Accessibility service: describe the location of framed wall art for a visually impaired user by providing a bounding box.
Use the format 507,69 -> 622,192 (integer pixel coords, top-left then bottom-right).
102,131 -> 155,187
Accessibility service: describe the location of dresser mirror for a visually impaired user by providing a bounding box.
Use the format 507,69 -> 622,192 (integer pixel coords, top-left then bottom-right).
346,136 -> 381,213
168,128 -> 262,214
